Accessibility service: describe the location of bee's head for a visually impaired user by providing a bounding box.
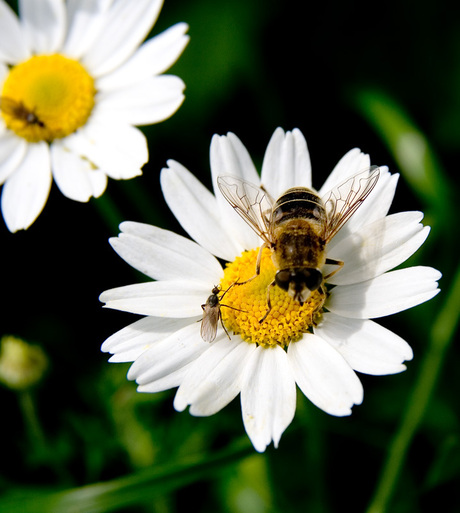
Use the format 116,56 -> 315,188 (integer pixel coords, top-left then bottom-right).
275,268 -> 323,304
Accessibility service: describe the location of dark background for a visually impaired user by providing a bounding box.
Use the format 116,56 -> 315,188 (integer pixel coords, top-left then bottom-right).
1,1 -> 459,512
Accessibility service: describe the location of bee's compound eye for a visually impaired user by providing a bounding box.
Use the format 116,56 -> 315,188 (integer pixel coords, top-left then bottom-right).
275,270 -> 291,291
301,268 -> 323,291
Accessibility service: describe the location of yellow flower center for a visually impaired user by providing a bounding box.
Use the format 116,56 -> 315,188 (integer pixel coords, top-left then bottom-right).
1,54 -> 95,142
220,248 -> 325,348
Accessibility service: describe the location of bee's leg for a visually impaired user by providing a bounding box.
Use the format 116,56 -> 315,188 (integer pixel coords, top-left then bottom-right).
235,243 -> 267,286
323,257 -> 344,280
307,283 -> 328,327
317,283 -> 328,310
259,279 -> 276,323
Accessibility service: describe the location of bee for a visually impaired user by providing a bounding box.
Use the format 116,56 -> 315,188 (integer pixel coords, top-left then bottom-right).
200,282 -> 243,342
0,97 -> 45,127
217,166 -> 380,322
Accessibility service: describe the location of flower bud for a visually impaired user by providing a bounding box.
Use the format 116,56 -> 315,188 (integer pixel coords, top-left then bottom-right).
0,335 -> 48,390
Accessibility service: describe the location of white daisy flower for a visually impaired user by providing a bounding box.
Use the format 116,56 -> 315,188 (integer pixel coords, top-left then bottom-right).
0,0 -> 189,232
100,127 -> 441,453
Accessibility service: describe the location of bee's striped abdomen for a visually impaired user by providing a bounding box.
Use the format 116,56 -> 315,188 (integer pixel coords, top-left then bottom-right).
272,187 -> 325,225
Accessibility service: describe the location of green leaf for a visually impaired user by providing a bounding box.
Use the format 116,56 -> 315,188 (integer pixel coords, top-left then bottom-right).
353,89 -> 452,215
0,439 -> 253,513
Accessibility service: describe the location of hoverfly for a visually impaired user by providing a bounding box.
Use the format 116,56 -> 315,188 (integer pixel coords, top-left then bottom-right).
0,97 -> 45,127
200,282 -> 243,342
217,166 -> 380,322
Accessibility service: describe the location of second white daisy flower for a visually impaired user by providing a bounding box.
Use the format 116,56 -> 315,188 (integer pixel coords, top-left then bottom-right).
0,0 -> 189,232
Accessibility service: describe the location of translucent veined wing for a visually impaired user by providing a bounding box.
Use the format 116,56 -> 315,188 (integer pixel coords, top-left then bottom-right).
200,289 -> 221,343
0,96 -> 44,126
200,282 -> 240,342
200,303 -> 220,342
322,165 -> 380,243
0,96 -> 22,116
217,175 -> 274,246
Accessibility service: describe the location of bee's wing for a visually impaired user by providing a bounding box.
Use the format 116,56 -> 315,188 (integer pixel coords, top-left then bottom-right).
322,166 -> 380,243
217,175 -> 274,245
200,305 -> 220,343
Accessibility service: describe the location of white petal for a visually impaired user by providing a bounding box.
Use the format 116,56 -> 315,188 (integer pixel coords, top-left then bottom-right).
96,22 -> 189,91
0,0 -> 30,62
160,160 -> 242,261
128,321 -> 207,389
315,312 -> 413,375
110,221 -> 224,283
51,140 -> 107,201
261,127 -> 312,197
102,316 -> 192,363
1,142 -> 51,232
174,336 -> 256,416
318,148 -> 370,194
0,61 -> 7,83
63,0 -> 112,59
19,0 -> 66,54
327,211 -> 431,285
288,334 -> 363,416
100,280 -> 210,318
137,367 -> 188,394
327,266 -> 442,319
241,345 -> 297,452
96,74 -> 185,126
81,0 -> 163,77
210,132 -> 260,187
64,115 -> 147,179
210,133 -> 262,251
0,132 -> 27,184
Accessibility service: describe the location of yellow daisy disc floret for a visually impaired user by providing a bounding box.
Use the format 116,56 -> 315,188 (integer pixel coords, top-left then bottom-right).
1,54 -> 95,143
219,247 -> 325,348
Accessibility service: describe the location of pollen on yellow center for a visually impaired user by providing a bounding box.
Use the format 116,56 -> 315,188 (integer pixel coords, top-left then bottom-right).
1,54 -> 96,142
219,247 -> 325,348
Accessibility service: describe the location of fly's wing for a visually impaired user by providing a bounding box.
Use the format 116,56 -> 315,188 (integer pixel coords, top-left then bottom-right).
0,97 -> 42,125
200,304 -> 220,342
0,96 -> 21,116
217,175 -> 274,245
322,166 -> 380,242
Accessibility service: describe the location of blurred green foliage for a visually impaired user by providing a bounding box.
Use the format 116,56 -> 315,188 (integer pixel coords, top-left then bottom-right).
1,1 -> 459,512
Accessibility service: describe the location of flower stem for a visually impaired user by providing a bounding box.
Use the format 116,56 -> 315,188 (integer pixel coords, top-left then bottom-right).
117,179 -> 165,226
18,389 -> 72,484
92,193 -> 125,234
365,264 -> 460,513
18,389 -> 47,452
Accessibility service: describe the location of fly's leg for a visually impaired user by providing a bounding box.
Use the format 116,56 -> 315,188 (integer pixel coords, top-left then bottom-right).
219,315 -> 232,340
197,303 -> 206,323
218,303 -> 248,340
219,280 -> 239,301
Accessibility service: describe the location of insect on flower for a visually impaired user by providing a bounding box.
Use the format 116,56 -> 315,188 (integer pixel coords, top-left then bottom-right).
0,97 -> 45,127
217,166 -> 380,322
200,282 -> 244,342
